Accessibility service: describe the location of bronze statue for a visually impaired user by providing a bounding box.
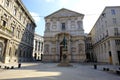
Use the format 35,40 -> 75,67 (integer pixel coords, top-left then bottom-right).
62,34 -> 67,48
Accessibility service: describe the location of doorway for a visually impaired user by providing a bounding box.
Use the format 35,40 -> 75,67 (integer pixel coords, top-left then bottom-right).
109,51 -> 113,64
60,46 -> 63,61
117,51 -> 120,65
0,42 -> 3,62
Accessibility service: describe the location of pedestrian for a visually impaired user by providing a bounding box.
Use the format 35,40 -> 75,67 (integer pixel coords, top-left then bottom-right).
18,62 -> 21,68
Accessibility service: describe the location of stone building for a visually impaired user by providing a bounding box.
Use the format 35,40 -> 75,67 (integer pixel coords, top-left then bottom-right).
90,6 -> 120,65
43,8 -> 86,62
85,34 -> 95,62
0,0 -> 36,63
33,33 -> 43,61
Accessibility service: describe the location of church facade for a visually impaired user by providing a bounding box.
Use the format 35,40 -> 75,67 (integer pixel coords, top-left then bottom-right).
43,8 -> 86,62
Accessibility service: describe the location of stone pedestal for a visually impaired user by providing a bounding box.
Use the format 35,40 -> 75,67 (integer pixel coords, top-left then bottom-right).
57,49 -> 72,67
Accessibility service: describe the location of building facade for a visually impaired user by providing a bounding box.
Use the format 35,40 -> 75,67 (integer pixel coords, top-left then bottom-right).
43,8 -> 86,62
90,6 -> 120,65
85,34 -> 95,62
33,33 -> 43,61
0,0 -> 36,63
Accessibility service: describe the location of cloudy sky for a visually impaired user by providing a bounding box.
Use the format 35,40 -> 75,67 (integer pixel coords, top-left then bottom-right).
22,0 -> 120,36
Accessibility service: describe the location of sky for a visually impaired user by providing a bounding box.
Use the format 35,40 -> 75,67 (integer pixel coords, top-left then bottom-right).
22,0 -> 120,36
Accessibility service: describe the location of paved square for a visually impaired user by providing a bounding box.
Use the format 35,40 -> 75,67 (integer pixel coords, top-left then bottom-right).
0,63 -> 120,80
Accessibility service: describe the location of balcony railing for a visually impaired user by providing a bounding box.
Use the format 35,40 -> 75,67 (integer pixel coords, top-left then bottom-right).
0,25 -> 12,35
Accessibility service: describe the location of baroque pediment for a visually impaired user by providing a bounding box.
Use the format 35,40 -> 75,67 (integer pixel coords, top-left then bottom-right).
45,8 -> 84,19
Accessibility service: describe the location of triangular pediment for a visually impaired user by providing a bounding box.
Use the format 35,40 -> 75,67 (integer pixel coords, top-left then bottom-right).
45,8 -> 84,19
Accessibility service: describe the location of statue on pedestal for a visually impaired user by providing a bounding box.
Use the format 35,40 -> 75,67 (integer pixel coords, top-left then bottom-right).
63,36 -> 67,48
57,34 -> 72,67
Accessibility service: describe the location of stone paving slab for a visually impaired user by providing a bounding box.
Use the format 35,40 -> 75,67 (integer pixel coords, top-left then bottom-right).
0,62 -> 120,80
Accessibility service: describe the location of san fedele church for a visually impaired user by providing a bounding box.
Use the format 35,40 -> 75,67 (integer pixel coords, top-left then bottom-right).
42,8 -> 86,62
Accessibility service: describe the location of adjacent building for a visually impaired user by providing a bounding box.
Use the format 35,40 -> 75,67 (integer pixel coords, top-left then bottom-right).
85,33 -> 95,62
90,6 -> 120,65
0,0 -> 36,63
33,33 -> 43,61
43,8 -> 86,62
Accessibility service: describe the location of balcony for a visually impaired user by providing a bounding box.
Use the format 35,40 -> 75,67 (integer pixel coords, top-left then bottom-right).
0,25 -> 12,36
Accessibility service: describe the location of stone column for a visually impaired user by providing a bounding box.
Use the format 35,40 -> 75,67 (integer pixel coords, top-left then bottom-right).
40,41 -> 41,53
56,36 -> 59,61
56,36 -> 59,54
68,36 -> 71,61
110,39 -> 118,65
4,39 -> 10,63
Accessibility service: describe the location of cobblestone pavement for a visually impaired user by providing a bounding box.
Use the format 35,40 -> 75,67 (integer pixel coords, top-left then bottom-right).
0,62 -> 120,80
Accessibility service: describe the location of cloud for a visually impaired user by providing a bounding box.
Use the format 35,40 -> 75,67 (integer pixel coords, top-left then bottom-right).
30,12 -> 41,23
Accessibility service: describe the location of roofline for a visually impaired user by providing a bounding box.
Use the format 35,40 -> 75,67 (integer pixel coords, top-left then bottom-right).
34,33 -> 43,38
45,8 -> 84,19
106,6 -> 120,8
18,0 -> 36,27
89,6 -> 120,34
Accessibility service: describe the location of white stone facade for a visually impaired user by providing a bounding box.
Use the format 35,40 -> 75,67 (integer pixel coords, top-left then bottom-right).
43,8 -> 86,62
0,0 -> 36,63
90,6 -> 120,65
33,33 -> 43,60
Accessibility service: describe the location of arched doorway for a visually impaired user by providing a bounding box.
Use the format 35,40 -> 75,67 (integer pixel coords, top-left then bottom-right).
55,32 -> 71,62
60,35 -> 68,61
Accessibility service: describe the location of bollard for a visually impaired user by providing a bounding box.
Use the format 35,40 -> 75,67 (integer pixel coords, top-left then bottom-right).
11,66 -> 14,69
18,63 -> 21,68
103,67 -> 106,71
4,66 -> 7,69
94,64 -> 97,69
106,68 -> 109,71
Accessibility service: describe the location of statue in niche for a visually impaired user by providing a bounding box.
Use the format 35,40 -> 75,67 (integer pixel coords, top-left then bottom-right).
45,23 -> 50,31
52,22 -> 57,29
78,44 -> 83,53
44,44 -> 49,54
71,21 -> 75,28
77,21 -> 83,30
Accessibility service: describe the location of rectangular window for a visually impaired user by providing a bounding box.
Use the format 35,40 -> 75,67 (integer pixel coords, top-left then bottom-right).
106,30 -> 108,36
112,18 -> 117,24
2,20 -> 6,27
5,0 -> 9,7
115,40 -> 120,45
19,13 -> 22,20
13,7 -> 17,16
16,30 -> 20,38
62,23 -> 65,30
11,27 -> 14,35
114,28 -> 119,36
23,17 -> 25,24
111,9 -> 116,15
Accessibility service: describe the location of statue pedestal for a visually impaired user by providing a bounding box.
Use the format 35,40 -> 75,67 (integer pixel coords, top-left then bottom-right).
57,50 -> 72,67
